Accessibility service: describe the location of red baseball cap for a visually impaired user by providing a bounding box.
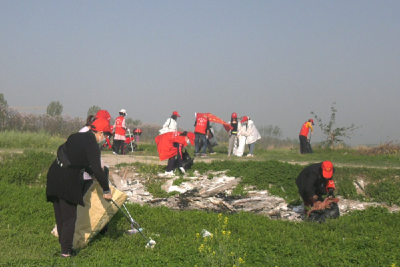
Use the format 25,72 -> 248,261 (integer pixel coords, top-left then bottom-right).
309,119 -> 314,125
173,111 -> 180,117
95,110 -> 111,122
187,132 -> 195,145
91,118 -> 111,134
231,112 -> 237,119
241,116 -> 248,123
321,161 -> 334,178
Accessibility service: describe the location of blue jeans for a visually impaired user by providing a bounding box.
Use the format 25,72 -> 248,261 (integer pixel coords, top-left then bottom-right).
248,142 -> 256,155
195,133 -> 207,154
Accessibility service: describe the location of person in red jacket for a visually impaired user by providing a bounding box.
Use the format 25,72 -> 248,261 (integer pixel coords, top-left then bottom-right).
299,119 -> 314,154
113,109 -> 127,155
194,113 -> 210,157
295,161 -> 336,214
155,131 -> 195,176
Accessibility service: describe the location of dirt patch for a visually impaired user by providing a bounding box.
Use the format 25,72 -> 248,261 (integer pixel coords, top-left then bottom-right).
102,154 -> 225,166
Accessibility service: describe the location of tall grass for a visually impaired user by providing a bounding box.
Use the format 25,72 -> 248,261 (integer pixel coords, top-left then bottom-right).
0,131 -> 65,150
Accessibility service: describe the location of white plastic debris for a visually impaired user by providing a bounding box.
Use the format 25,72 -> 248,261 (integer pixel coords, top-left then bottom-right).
51,225 -> 58,237
145,239 -> 156,249
201,229 -> 211,237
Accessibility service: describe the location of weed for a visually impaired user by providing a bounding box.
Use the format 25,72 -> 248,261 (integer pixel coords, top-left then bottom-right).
173,177 -> 190,186
231,184 -> 248,197
196,213 -> 246,267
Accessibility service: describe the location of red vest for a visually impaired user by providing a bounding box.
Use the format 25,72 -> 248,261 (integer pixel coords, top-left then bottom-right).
299,122 -> 310,136
115,116 -> 126,136
195,116 -> 208,134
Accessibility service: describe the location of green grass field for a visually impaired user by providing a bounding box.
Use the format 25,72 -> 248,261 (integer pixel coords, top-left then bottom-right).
1,144 -> 400,266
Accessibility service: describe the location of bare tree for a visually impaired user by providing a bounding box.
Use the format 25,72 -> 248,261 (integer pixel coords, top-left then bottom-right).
311,102 -> 360,149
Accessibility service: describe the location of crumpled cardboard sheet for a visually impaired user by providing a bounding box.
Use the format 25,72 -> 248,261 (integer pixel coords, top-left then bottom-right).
73,181 -> 128,249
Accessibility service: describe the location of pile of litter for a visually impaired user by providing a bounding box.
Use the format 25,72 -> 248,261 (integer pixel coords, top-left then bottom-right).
110,167 -> 400,222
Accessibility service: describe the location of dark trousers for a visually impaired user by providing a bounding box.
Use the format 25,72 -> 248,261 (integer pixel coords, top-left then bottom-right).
194,133 -> 207,154
53,198 -> 77,254
199,139 -> 214,153
114,140 -> 125,155
299,135 -> 308,154
167,143 -> 183,171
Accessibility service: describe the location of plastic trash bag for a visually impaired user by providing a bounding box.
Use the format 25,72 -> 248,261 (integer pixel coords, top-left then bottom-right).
308,200 -> 340,223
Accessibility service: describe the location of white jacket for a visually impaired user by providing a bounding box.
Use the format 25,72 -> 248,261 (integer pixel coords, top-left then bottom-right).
159,118 -> 177,134
239,120 -> 261,145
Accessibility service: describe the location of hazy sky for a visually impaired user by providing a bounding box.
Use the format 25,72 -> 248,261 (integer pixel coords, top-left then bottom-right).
1,1 -> 399,145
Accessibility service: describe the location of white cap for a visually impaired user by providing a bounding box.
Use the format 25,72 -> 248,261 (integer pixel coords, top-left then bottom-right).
119,109 -> 127,115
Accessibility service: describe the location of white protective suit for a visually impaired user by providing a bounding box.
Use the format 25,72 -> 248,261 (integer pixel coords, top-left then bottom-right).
240,120 -> 261,145
234,122 -> 247,157
159,118 -> 178,134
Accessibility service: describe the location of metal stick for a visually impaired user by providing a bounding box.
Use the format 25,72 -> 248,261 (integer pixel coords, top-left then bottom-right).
110,199 -> 150,243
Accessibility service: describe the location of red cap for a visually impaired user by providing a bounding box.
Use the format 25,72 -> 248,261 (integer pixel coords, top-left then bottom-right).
309,119 -> 314,125
173,111 -> 180,117
241,116 -> 248,123
321,161 -> 334,178
91,118 -> 111,134
187,132 -> 195,145
95,110 -> 111,122
231,112 -> 237,119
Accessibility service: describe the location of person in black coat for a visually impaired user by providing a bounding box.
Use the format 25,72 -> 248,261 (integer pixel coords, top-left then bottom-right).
295,161 -> 336,213
46,118 -> 112,257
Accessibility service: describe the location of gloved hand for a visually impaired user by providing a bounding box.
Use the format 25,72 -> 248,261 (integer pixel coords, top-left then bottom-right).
309,195 -> 318,204
311,132 -> 313,135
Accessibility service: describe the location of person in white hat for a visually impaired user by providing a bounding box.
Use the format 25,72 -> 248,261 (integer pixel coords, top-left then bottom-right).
113,109 -> 127,155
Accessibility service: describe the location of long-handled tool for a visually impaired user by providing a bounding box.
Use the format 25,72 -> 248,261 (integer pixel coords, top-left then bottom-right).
107,180 -> 141,233
307,135 -> 313,154
110,199 -> 156,249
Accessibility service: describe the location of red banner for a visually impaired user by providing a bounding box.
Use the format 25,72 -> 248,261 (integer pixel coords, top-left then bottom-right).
196,113 -> 233,132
